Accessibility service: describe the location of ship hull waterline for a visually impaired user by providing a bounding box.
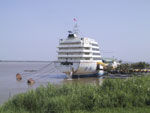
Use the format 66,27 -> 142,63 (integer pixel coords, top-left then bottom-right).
54,61 -> 104,78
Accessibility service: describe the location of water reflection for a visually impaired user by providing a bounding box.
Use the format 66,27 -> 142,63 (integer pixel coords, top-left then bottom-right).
62,76 -> 103,85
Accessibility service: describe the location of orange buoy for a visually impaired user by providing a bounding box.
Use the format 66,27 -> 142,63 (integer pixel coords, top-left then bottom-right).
16,73 -> 22,80
27,78 -> 35,84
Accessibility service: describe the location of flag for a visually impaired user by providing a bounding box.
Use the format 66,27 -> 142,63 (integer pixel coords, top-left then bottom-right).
73,18 -> 77,22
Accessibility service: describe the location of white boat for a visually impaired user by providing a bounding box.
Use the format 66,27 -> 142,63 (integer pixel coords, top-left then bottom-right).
54,25 -> 104,78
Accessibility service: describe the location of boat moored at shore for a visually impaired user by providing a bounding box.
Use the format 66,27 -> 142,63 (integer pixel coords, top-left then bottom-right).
54,24 -> 104,78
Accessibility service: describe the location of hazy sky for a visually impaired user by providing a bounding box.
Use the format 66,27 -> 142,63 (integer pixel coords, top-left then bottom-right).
0,0 -> 150,62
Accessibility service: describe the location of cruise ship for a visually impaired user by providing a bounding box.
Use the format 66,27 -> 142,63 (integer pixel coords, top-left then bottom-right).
54,26 -> 104,78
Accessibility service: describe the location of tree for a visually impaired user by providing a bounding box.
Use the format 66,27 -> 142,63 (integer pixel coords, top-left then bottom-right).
131,62 -> 150,69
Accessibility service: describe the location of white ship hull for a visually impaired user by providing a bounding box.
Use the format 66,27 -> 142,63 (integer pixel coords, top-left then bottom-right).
54,61 -> 104,78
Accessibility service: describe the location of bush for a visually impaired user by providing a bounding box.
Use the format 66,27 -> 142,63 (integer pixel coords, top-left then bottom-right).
1,76 -> 150,113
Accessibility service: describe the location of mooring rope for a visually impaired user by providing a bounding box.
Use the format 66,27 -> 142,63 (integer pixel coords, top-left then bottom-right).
32,66 -> 57,79
17,61 -> 60,82
16,61 -> 63,85
34,69 -> 58,81
20,62 -> 54,77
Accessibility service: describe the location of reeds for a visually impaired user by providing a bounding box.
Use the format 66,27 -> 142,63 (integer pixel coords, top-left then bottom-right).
1,76 -> 150,113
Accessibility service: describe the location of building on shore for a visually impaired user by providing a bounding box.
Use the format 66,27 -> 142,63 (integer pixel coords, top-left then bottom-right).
102,58 -> 120,69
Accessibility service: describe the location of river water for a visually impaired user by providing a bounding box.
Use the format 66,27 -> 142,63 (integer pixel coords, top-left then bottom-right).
0,62 -> 103,104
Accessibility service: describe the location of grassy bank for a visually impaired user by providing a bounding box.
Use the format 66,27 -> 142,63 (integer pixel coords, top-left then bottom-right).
1,76 -> 150,113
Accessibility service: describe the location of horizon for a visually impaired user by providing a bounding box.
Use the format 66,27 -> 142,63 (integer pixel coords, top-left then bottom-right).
0,0 -> 150,62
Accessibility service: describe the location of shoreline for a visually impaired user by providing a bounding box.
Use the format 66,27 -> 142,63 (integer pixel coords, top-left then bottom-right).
0,60 -> 52,63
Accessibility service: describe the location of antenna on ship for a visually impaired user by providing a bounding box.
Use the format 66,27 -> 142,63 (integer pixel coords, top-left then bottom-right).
73,18 -> 79,35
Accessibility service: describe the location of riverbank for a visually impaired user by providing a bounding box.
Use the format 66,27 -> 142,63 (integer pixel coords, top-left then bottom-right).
1,76 -> 150,113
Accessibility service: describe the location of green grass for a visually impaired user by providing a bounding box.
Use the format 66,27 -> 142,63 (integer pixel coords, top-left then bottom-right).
1,76 -> 150,113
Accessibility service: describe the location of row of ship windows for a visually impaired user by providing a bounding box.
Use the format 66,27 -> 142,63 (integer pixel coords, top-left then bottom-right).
58,53 -> 100,55
59,47 -> 90,50
58,57 -> 101,60
59,42 -> 98,47
59,57 -> 90,60
59,53 -> 89,55
60,42 -> 81,45
59,48 -> 99,51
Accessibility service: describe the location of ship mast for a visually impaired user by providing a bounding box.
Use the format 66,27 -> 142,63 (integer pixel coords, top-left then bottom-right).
73,18 -> 79,35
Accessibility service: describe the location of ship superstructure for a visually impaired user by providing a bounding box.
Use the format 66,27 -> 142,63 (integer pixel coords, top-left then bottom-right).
54,26 -> 104,78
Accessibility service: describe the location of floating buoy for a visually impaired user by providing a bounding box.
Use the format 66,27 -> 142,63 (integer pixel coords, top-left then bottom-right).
27,78 -> 35,85
16,73 -> 22,80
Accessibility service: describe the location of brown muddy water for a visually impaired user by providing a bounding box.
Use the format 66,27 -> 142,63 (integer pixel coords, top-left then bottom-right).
0,62 -> 103,104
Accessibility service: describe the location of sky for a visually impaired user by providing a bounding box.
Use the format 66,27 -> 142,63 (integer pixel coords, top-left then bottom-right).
0,0 -> 150,62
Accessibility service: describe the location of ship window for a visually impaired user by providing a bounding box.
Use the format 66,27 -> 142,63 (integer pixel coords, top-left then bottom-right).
61,62 -> 73,65
85,53 -> 90,55
85,47 -> 90,50
92,48 -> 99,51
92,43 -> 98,46
93,53 -> 100,55
93,58 -> 101,60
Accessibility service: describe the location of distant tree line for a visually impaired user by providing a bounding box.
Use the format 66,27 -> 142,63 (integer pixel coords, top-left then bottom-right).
106,62 -> 150,74
131,62 -> 150,69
